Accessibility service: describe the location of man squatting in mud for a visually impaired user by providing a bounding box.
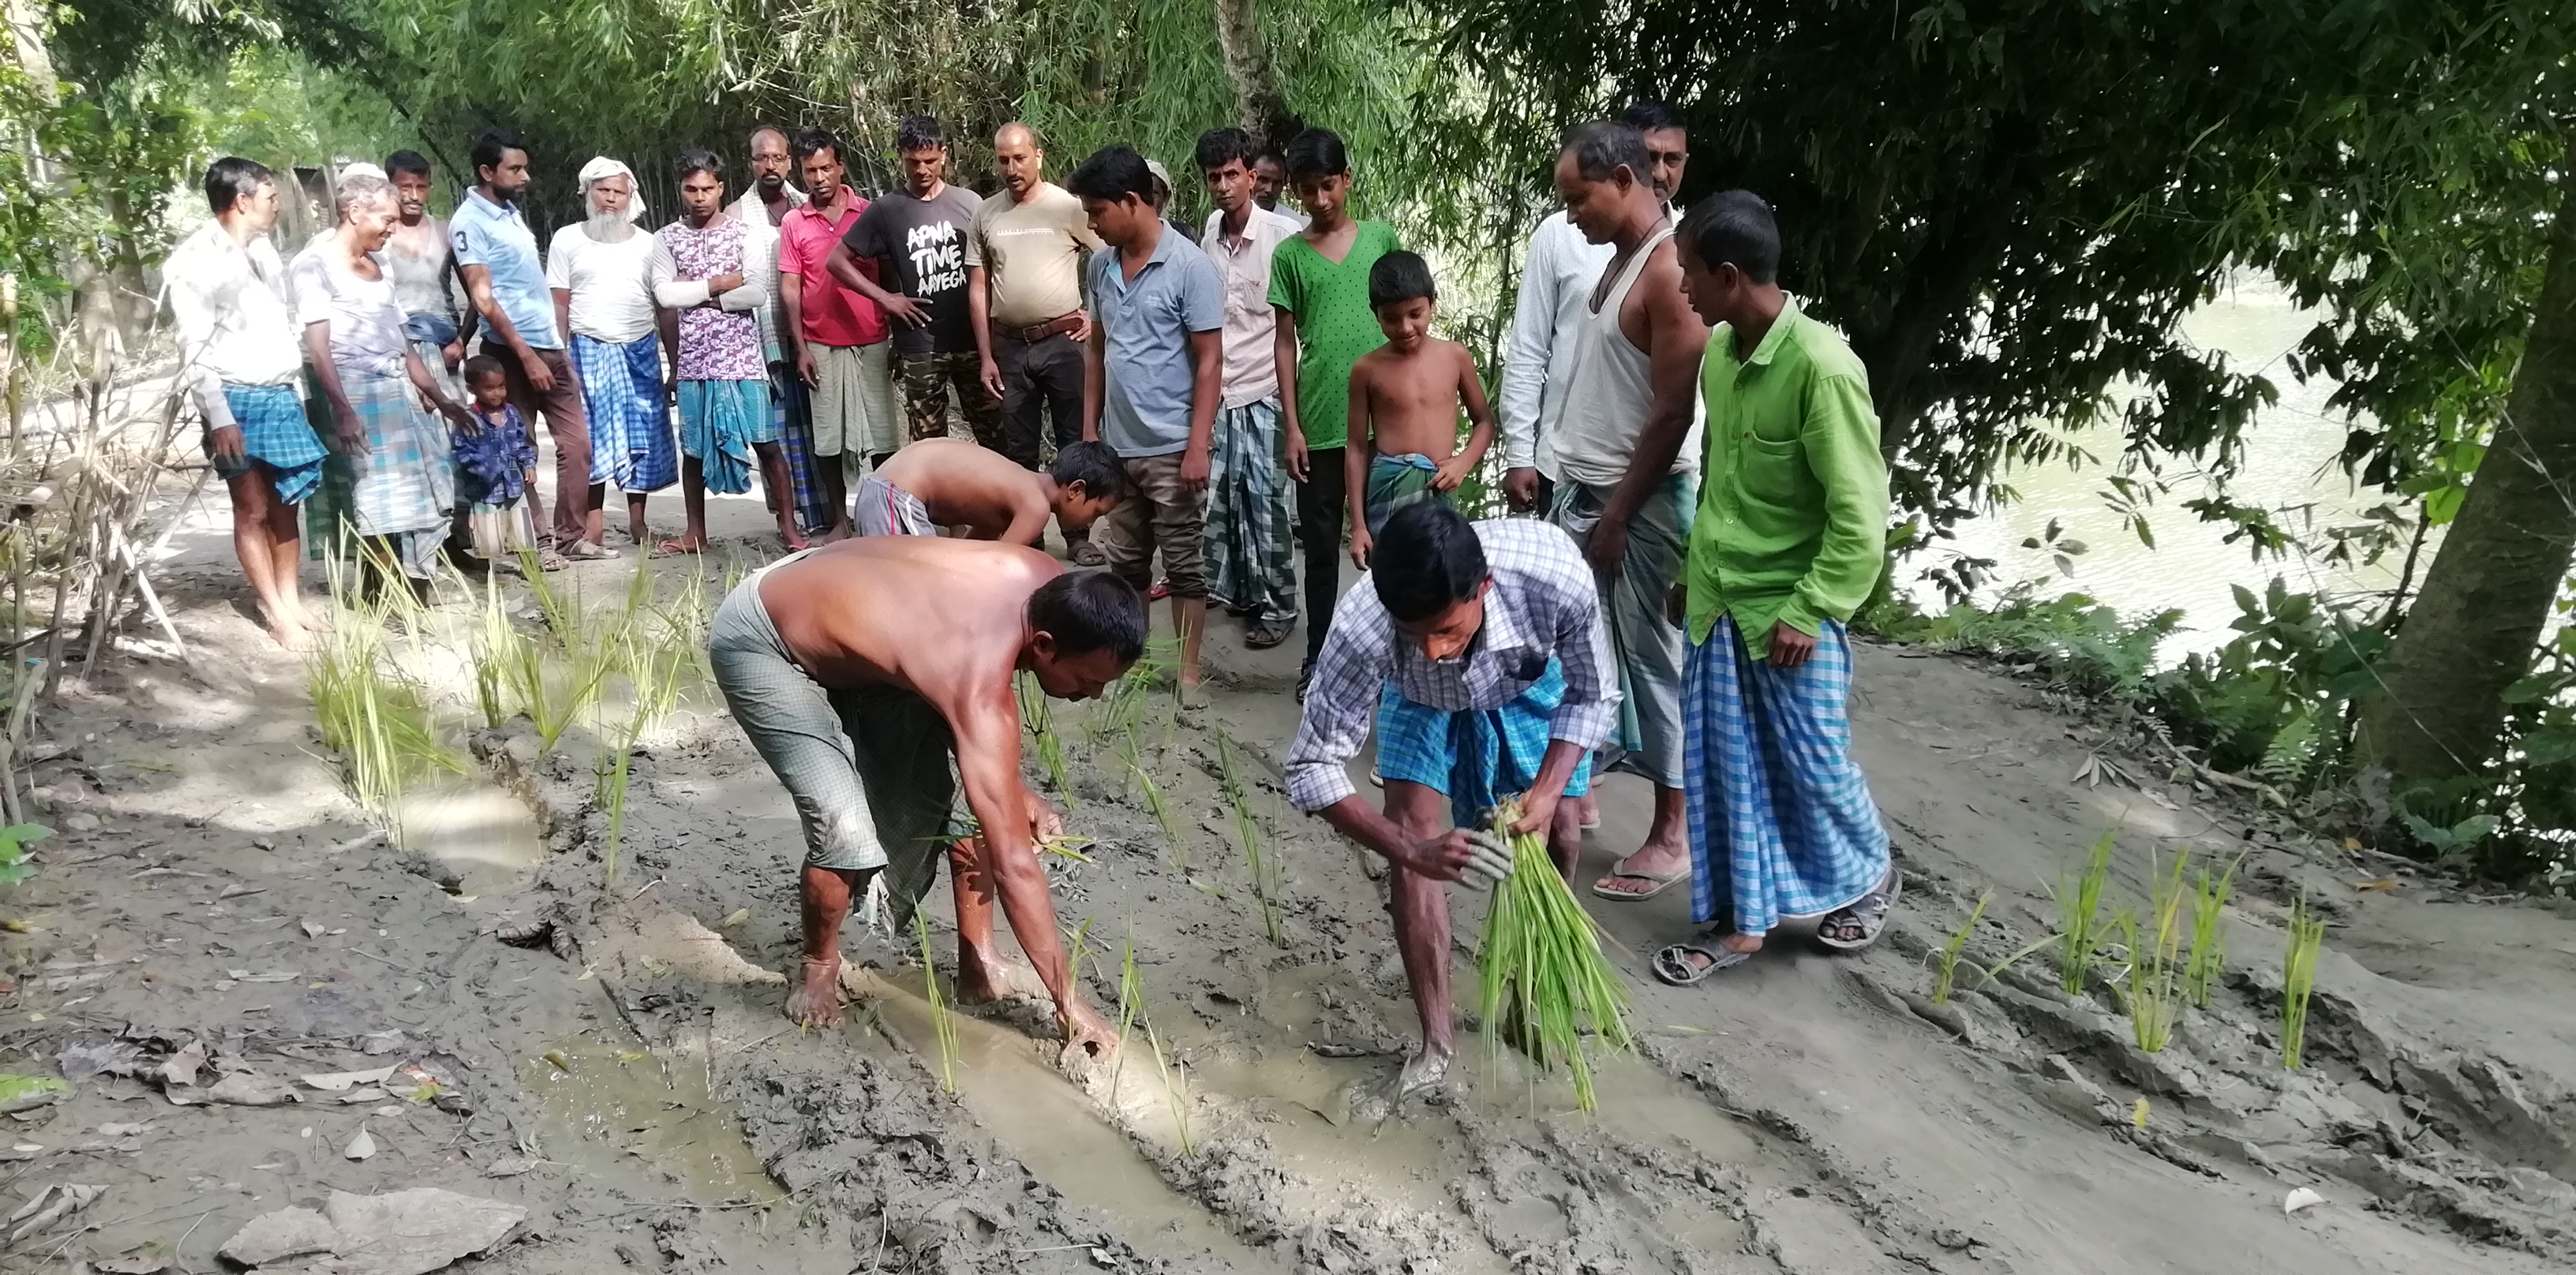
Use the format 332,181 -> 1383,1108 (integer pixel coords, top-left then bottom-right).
1285,500 -> 1619,1097
708,537 -> 1141,1062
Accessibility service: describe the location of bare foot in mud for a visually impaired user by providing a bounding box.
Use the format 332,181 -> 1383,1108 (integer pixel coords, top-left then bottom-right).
954,949 -> 1053,1007
1346,1046 -> 1451,1124
786,955 -> 844,1027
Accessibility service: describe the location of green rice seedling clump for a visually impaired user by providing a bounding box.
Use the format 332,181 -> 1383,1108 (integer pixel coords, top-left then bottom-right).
917,910 -> 960,1093
2184,854 -> 2241,1008
309,564 -> 462,821
2280,895 -> 2327,1069
1478,798 -> 1634,1111
2057,829 -> 2117,995
1930,891 -> 1990,1005
2121,850 -> 2190,1053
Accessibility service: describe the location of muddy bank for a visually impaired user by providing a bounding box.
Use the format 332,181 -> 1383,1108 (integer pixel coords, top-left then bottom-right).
0,532 -> 2570,1273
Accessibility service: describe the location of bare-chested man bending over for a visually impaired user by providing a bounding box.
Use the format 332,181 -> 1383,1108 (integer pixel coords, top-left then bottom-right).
855,436 -> 1128,543
709,537 -> 1136,1062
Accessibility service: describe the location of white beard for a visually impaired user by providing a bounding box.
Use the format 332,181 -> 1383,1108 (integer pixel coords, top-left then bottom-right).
583,211 -> 634,242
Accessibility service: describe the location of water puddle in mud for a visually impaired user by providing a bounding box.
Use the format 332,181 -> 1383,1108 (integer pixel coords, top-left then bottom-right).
526,1039 -> 781,1204
868,974 -> 1290,1273
392,780 -> 545,894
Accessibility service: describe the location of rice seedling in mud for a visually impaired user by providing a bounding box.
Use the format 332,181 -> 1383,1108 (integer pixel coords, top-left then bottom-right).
1112,930 -> 1193,1155
1930,891 -> 1991,1005
1018,671 -> 1074,806
1120,727 -> 1185,869
309,561 -> 462,823
2184,853 -> 2242,1008
2057,829 -> 2118,995
1214,732 -> 1282,944
1478,798 -> 1635,1112
1090,636 -> 1176,742
2280,895 -> 2327,1069
916,910 -> 960,1094
597,619 -> 695,883
2118,849 -> 2192,1053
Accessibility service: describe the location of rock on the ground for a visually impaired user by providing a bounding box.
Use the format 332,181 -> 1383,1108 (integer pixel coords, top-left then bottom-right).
219,1188 -> 526,1275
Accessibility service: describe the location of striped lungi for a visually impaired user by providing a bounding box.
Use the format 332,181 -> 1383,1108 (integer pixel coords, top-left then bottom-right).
1375,657 -> 1591,830
575,333 -> 678,493
1683,616 -> 1890,935
1205,397 -> 1297,623
677,378 -> 777,496
216,383 -> 328,505
771,362 -> 833,534
314,370 -> 456,578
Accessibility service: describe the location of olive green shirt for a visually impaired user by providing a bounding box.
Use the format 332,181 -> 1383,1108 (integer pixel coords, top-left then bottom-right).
1684,297 -> 1890,659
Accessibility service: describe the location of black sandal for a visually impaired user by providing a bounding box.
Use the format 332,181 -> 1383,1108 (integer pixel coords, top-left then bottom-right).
1816,866 -> 1902,952
1245,616 -> 1294,649
1652,926 -> 1756,986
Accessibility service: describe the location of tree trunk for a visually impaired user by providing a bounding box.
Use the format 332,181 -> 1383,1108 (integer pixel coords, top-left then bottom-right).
1212,0 -> 1296,149
2357,137 -> 2576,783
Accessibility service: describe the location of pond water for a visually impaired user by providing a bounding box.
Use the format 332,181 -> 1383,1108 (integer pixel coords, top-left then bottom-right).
1911,276 -> 2420,654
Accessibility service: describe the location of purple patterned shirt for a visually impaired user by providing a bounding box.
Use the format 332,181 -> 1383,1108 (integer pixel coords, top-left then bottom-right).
653,216 -> 765,381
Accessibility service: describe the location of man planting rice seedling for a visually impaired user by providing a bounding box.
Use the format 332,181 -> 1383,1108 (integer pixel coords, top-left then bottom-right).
1284,499 -> 1618,1106
708,537 -> 1140,1063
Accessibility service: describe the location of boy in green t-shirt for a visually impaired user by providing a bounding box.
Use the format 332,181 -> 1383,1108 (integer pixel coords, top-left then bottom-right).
1267,127 -> 1402,697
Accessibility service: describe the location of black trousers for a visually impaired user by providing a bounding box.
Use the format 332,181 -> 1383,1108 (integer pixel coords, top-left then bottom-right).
994,330 -> 1084,471
1294,446 -> 1346,667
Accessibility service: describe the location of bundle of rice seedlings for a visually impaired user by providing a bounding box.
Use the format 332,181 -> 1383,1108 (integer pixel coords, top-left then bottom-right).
1477,798 -> 1634,1112
1930,891 -> 1990,1005
2184,853 -> 2241,1008
1215,733 -> 1281,944
2057,830 -> 2117,995
469,577 -> 514,731
2280,895 -> 2326,1069
916,910 -> 960,1093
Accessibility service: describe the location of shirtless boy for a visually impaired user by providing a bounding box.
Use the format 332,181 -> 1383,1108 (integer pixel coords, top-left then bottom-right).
708,537 -> 1139,1062
856,436 -> 1128,543
1344,251 -> 1496,570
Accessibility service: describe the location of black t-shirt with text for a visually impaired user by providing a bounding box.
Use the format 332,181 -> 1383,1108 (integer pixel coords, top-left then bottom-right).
841,184 -> 983,356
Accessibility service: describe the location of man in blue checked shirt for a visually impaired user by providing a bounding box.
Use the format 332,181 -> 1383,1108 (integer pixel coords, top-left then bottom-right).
1283,500 -> 1619,1108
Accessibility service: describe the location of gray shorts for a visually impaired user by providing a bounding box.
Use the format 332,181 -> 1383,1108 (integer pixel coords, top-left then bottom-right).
708,562 -> 954,925
853,473 -> 934,537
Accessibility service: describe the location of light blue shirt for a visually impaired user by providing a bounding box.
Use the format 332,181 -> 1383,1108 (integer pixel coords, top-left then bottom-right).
450,189 -> 560,350
1088,228 -> 1223,458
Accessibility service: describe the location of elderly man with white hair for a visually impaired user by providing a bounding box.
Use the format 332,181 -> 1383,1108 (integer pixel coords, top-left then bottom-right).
291,173 -> 477,589
548,156 -> 671,549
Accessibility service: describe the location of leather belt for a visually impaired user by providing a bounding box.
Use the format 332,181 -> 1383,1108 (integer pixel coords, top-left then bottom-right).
999,312 -> 1083,343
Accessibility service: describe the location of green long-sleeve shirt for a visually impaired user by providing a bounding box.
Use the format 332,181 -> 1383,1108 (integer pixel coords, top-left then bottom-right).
1684,297 -> 1890,660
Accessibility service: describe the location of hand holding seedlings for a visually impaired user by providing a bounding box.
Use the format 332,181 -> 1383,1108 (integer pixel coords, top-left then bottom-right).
1391,827 -> 1512,887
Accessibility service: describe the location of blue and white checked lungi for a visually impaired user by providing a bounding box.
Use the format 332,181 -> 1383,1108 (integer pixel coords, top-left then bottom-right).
1683,615 -> 1889,934
1376,657 -> 1593,830
217,383 -> 328,505
575,333 -> 678,493
677,378 -> 777,496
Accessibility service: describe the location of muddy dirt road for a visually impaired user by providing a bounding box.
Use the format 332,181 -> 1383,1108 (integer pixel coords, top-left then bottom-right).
2,511 -> 2570,1273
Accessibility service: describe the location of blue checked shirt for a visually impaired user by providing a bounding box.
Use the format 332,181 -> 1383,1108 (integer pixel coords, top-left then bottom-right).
1286,518 -> 1621,813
